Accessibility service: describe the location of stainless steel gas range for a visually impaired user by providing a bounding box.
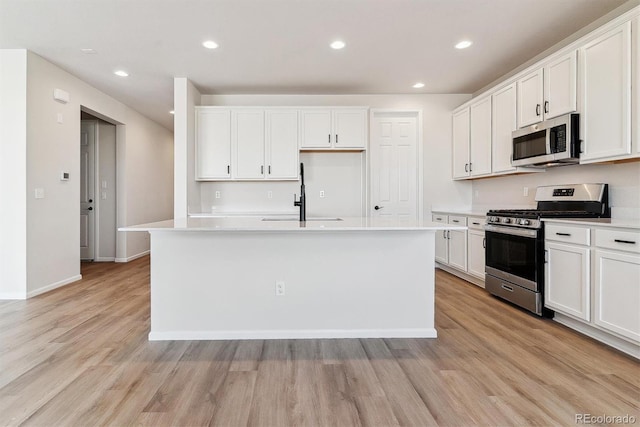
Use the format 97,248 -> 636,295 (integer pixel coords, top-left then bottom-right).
484,184 -> 610,316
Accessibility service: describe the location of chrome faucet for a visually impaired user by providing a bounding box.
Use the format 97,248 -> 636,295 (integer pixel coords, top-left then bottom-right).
293,162 -> 306,222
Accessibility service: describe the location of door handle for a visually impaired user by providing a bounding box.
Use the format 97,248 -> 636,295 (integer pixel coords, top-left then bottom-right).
374,205 -> 383,210
88,207 -> 93,211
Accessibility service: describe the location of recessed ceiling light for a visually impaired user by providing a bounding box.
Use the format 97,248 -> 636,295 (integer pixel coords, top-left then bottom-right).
169,110 -> 175,115
202,40 -> 219,49
455,40 -> 473,49
114,70 -> 129,77
330,40 -> 346,50
81,48 -> 96,54
413,82 -> 425,89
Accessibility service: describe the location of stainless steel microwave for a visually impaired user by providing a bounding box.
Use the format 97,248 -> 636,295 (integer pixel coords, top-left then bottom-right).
511,113 -> 580,168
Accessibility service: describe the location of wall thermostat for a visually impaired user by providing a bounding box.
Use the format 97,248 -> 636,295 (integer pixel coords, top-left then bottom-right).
60,172 -> 70,181
53,88 -> 69,104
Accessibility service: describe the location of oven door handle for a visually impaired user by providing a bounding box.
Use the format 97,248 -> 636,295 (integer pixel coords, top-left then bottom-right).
485,224 -> 538,238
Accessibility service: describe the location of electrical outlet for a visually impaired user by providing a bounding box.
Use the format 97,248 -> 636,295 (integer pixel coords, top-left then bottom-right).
275,281 -> 285,296
267,190 -> 273,199
523,187 -> 529,197
34,188 -> 45,199
102,191 -> 107,200
320,190 -> 325,198
215,191 -> 221,199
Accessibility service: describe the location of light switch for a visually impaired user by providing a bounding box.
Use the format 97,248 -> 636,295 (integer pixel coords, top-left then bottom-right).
102,180 -> 108,189
57,113 -> 63,124
34,188 -> 45,199
102,191 -> 107,200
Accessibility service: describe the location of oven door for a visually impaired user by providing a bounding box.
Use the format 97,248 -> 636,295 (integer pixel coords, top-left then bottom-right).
485,224 -> 543,291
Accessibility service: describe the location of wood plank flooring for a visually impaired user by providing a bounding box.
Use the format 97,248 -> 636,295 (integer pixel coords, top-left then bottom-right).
0,256 -> 638,426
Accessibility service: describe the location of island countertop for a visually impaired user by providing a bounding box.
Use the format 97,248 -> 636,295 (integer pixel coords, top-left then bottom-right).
121,216 -> 468,232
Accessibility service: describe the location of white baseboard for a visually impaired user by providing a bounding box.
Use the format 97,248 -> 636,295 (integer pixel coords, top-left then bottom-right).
115,250 -> 149,263
436,263 -> 485,288
554,313 -> 640,359
27,274 -> 82,298
0,292 -> 26,300
148,328 -> 438,341
94,257 -> 116,262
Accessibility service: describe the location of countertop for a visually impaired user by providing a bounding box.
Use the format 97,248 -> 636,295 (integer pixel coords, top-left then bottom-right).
542,218 -> 640,230
431,209 -> 488,217
120,216 -> 468,232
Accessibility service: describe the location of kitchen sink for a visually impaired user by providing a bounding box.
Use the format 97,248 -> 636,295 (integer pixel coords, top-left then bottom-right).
261,217 -> 343,221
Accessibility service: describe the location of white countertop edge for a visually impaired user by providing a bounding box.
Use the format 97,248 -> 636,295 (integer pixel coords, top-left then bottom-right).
542,218 -> 640,230
431,209 -> 488,217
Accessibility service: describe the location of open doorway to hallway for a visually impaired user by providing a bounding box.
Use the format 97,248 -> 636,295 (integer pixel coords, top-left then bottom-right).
80,110 -> 117,262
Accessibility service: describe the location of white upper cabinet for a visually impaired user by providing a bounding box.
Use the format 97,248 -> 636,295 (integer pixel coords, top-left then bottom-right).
265,109 -> 299,180
232,109 -> 265,180
492,83 -> 517,174
452,107 -> 470,179
579,22 -> 632,162
300,108 -> 367,150
469,96 -> 492,177
196,108 -> 231,180
517,51 -> 577,128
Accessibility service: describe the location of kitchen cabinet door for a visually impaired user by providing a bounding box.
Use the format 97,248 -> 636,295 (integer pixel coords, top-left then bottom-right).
594,249 -> 640,342
545,242 -> 590,321
517,68 -> 544,127
634,17 -> 640,155
232,110 -> 265,179
492,83 -> 517,174
469,96 -> 492,177
544,50 -> 577,119
452,107 -> 470,179
579,22 -> 632,163
196,108 -> 231,180
467,229 -> 485,280
448,229 -> 468,272
435,230 -> 449,264
300,110 -> 332,148
332,109 -> 367,149
265,110 -> 299,179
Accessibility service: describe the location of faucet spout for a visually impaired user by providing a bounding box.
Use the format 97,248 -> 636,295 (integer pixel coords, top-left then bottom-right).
293,163 -> 306,222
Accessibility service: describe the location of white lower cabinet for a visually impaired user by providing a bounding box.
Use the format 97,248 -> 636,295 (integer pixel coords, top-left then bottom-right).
447,216 -> 468,271
544,221 -> 640,355
467,229 -> 486,279
432,214 -> 449,264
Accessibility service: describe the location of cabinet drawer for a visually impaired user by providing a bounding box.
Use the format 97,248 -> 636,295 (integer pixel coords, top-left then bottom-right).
545,224 -> 590,245
448,215 -> 467,226
468,217 -> 486,230
595,229 -> 640,253
432,214 -> 448,223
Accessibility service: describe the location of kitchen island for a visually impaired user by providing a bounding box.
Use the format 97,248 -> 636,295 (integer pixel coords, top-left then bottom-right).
122,217 -> 465,341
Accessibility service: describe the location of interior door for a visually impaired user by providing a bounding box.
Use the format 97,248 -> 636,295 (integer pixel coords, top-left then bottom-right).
80,121 -> 96,260
371,113 -> 418,220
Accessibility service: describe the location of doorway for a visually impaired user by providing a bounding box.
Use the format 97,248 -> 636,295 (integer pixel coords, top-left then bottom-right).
369,110 -> 423,220
80,111 -> 117,261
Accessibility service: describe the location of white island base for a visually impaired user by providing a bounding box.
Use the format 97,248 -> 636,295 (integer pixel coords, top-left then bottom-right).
123,217 -> 462,341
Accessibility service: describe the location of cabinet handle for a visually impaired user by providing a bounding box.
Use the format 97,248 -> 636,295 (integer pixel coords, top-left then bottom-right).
447,230 -> 451,239
483,237 -> 486,248
227,165 -> 230,174
555,232 -> 571,236
336,134 -> 338,144
328,134 -> 331,144
501,284 -> 514,292
614,239 -> 637,245
472,222 -> 480,225
544,101 -> 549,114
469,162 -> 473,172
268,165 -> 271,174
452,219 -> 460,223
544,249 -> 548,263
261,165 -> 264,174
465,163 -> 468,172
443,231 -> 447,239
536,104 -> 541,116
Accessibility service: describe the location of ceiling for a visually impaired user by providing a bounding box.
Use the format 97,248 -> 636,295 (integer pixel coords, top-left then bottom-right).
0,0 -> 630,130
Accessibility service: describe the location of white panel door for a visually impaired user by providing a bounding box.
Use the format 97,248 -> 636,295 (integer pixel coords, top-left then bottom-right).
467,230 -> 485,280
492,83 -> 517,173
469,96 -> 492,177
580,22 -> 632,162
80,121 -> 96,261
452,107 -> 470,179
300,109 -> 332,148
544,50 -> 577,119
233,110 -> 265,179
448,229 -> 467,271
594,249 -> 640,342
333,109 -> 367,149
265,110 -> 298,179
371,114 -> 418,220
545,242 -> 590,321
517,68 -> 544,127
196,109 -> 231,179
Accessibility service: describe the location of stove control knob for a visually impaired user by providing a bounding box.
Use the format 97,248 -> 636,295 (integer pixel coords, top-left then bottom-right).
520,219 -> 530,226
502,218 -> 511,224
489,216 -> 498,223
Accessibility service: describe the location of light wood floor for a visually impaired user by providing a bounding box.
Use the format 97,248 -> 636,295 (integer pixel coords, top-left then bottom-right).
0,257 -> 638,426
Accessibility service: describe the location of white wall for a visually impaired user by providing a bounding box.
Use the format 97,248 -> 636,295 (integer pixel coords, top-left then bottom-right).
0,50 -> 28,298
472,162 -> 640,219
4,50 -> 174,297
197,94 -> 472,217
